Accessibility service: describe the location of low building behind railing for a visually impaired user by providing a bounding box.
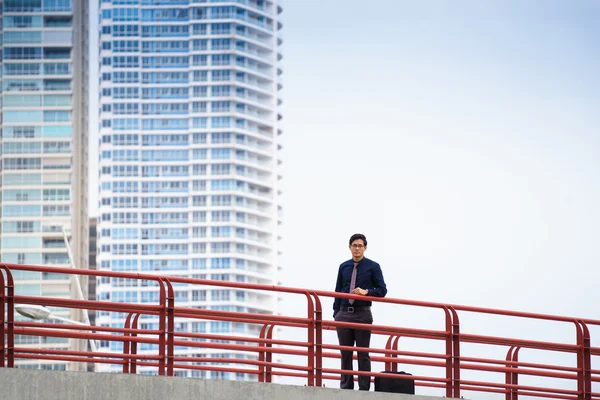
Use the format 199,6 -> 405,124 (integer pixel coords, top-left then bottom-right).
2,263 -> 600,399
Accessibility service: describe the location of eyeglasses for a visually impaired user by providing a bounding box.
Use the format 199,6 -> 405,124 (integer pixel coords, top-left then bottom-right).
350,244 -> 365,249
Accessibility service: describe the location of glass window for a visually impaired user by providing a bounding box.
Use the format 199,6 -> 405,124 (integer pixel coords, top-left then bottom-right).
43,0 -> 72,12
3,190 -> 41,201
3,126 -> 41,139
43,125 -> 72,138
44,47 -> 71,59
113,24 -> 139,37
4,111 -> 43,123
3,95 -> 42,107
43,95 -> 71,106
4,31 -> 42,44
43,62 -> 71,75
44,16 -> 72,27
43,110 -> 70,122
44,79 -> 71,91
3,173 -> 42,186
42,31 -> 72,45
4,16 -> 43,28
3,79 -> 43,92
3,205 -> 42,217
4,64 -> 41,76
4,47 -> 42,60
113,7 -> 139,21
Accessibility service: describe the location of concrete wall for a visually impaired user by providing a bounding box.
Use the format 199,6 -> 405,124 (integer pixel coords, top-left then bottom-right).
0,369 -> 451,400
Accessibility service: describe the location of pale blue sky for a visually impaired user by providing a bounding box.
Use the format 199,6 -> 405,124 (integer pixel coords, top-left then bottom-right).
88,1 -> 600,393
275,0 -> 600,392
279,0 -> 600,308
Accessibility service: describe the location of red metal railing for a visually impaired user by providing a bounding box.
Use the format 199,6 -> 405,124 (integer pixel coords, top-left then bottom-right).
1,263 -> 599,399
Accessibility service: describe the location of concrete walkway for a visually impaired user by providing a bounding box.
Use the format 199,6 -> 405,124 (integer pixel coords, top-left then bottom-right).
0,369 -> 452,400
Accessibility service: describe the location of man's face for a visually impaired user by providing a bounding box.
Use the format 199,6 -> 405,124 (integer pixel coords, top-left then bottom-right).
349,239 -> 366,260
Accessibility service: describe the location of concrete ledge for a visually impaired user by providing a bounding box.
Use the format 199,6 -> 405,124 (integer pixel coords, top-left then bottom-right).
0,369 -> 450,400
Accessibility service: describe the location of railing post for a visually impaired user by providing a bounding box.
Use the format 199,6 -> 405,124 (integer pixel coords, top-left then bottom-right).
577,320 -> 592,400
156,278 -> 167,376
391,335 -> 400,372
505,347 -> 513,400
443,307 -> 453,398
257,324 -> 269,383
0,266 -> 5,368
505,346 -> 520,400
449,307 -> 460,399
122,313 -> 134,374
122,313 -> 141,374
161,278 -> 175,377
383,335 -> 401,372
305,292 -> 315,386
311,293 -> 323,387
130,314 -> 141,374
384,336 -> 394,372
0,265 -> 15,368
265,325 -> 275,383
576,321 -> 585,399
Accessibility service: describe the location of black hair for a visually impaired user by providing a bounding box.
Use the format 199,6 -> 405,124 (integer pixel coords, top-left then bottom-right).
349,233 -> 367,246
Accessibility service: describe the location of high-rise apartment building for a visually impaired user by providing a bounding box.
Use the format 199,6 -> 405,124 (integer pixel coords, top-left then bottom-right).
96,0 -> 283,378
0,0 -> 89,371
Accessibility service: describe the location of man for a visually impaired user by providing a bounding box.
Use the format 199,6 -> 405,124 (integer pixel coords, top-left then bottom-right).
333,233 -> 387,391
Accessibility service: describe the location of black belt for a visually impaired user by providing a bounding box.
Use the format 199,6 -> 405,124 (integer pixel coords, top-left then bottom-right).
340,306 -> 370,313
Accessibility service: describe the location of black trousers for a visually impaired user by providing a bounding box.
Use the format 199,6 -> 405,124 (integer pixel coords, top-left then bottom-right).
335,308 -> 373,391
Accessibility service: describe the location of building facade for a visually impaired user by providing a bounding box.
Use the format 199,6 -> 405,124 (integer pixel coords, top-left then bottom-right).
0,0 -> 89,371
96,0 -> 283,379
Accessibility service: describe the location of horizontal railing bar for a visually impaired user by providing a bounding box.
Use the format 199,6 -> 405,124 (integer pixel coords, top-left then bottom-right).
15,347 -> 160,360
460,333 -> 580,352
171,338 -> 308,356
320,344 -> 449,359
15,354 -> 126,365
460,355 -> 581,373
174,331 -> 309,347
15,295 -> 163,315
175,308 -> 312,326
173,357 -> 311,372
328,320 -> 449,339
460,361 -> 578,380
15,321 -> 158,335
12,327 -> 160,345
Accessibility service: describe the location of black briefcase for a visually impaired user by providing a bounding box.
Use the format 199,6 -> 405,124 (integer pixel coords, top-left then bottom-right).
374,371 -> 415,394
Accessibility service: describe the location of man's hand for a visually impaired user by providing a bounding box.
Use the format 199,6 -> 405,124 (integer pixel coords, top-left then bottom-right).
352,288 -> 368,296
